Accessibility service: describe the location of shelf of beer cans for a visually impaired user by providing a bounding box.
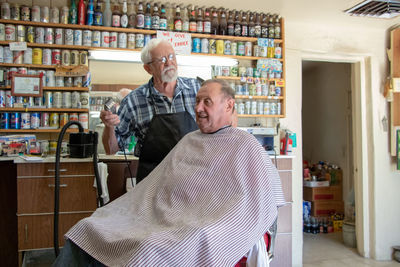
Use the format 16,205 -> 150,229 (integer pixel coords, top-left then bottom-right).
0,86 -> 89,91
0,108 -> 88,112
0,128 -> 88,133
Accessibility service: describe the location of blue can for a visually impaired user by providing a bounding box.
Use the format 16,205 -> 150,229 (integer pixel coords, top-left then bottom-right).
144,34 -> 151,46
1,113 -> 9,129
192,38 -> 201,53
10,112 -> 20,129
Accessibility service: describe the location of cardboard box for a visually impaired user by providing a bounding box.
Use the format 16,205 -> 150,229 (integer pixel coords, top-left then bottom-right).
333,220 -> 343,232
329,169 -> 343,186
311,200 -> 344,217
303,180 -> 329,187
303,186 -> 343,201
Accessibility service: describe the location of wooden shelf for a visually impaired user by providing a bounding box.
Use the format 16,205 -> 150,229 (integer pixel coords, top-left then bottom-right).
235,95 -> 284,100
0,128 -> 88,133
0,63 -> 56,69
215,76 -> 285,82
0,41 -> 90,50
191,52 -> 284,61
237,114 -> 284,118
0,86 -> 89,91
0,108 -> 89,112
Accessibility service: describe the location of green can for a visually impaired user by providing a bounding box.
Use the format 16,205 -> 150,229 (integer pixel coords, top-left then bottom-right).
231,42 -> 237,56
249,84 -> 256,96
238,66 -> 247,77
237,42 -> 245,56
230,66 -> 238,77
254,68 -> 261,78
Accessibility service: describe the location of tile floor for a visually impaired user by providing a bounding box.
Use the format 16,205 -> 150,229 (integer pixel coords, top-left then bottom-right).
303,232 -> 399,266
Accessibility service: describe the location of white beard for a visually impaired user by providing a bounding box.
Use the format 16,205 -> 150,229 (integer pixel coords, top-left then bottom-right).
161,66 -> 178,82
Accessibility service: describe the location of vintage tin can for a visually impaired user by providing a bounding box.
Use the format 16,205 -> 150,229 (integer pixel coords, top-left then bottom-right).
59,113 -> 68,127
109,32 -> 118,48
80,92 -> 89,109
42,49 -> 52,65
61,49 -> 70,66
10,112 -> 20,129
27,96 -> 34,107
53,92 -> 62,108
41,6 -> 50,23
192,38 -> 200,53
31,5 -> 40,22
30,113 -> 40,129
92,31 -> 101,47
70,50 -> 79,66
13,51 -> 23,64
127,33 -> 135,49
44,92 -> 52,108
144,34 -> 151,46
54,28 -> 63,45
69,112 -> 78,128
5,90 -> 13,107
0,90 -> 5,107
253,45 -> 260,57
135,34 -> 144,48
263,102 -> 270,115
74,30 -> 82,46
15,96 -> 23,104
64,77 -> 73,87
212,65 -> 222,77
237,42 -> 245,56
250,100 -> 257,115
0,23 -> 5,41
0,46 -> 3,62
4,47 -> 12,63
55,76 -> 64,87
17,67 -> 27,74
83,30 -> 92,46
231,42 -> 237,56
46,70 -> 55,86
260,46 -> 267,57
78,113 -> 89,129
50,113 -> 59,128
256,82 -> 262,96
101,31 -> 110,47
1,112 -> 9,129
52,49 -> 61,65
26,26 -> 34,43
35,27 -> 45,43
71,91 -> 80,108
10,3 -> 20,20
16,25 -> 25,42
37,70 -> 46,86
224,40 -> 232,55
221,66 -> 230,76
60,6 -> 69,24
64,29 -> 74,45
257,101 -> 264,115
32,48 -> 43,65
118,33 -> 127,48
1,3 -> 10,20
79,51 -> 88,66
74,77 -> 82,87
216,40 -> 224,55
21,112 -> 31,129
209,39 -> 216,54
41,112 -> 50,127
230,66 -> 238,77
44,28 -> 54,44
5,24 -> 15,41
245,41 -> 252,57
200,38 -> 208,54
23,48 -> 32,64
34,96 -> 42,106
50,7 -> 60,23
62,92 -> 71,108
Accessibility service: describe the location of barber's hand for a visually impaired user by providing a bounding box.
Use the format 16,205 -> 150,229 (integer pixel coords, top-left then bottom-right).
100,110 -> 120,128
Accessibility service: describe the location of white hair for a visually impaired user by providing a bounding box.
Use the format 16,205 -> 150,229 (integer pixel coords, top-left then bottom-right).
140,39 -> 174,64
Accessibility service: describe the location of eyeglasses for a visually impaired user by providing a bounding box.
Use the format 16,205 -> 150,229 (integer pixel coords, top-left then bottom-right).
147,53 -> 176,64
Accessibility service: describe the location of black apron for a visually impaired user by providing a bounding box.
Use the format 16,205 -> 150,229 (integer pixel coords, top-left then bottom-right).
136,89 -> 198,183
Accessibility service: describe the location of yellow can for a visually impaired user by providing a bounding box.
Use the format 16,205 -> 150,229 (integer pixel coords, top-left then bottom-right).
49,140 -> 57,155
50,112 -> 59,128
59,113 -> 68,127
32,48 -> 42,65
216,40 -> 224,55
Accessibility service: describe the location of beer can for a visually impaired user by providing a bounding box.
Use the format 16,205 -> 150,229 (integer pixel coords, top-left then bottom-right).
44,28 -> 54,44
270,102 -> 277,115
0,23 -> 5,41
251,100 -> 257,115
79,113 -> 89,129
118,32 -> 127,48
5,24 -> 15,41
201,38 -> 209,54
71,91 -> 80,108
10,112 -> 20,129
1,112 -> 9,129
31,5 -> 40,22
5,90 -> 13,107
127,33 -> 135,49
244,100 -> 251,114
55,76 -> 64,87
253,45 -> 260,57
27,96 -> 34,107
79,51 -> 88,66
74,76 -> 83,87
8,68 -> 18,85
230,66 -> 238,77
245,41 -> 252,57
135,34 -> 144,48
222,66 -> 230,76
42,48 -> 52,65
30,113 -> 40,129
69,112 -> 78,128
52,49 -> 61,65
192,38 -> 201,53
110,32 -> 118,48
0,90 -> 5,107
34,96 -> 42,106
235,84 -> 242,95
53,92 -> 62,108
275,87 -> 281,96
21,112 -> 31,129
212,65 -> 222,77
16,25 -> 25,42
277,102 -> 281,115
83,30 -> 92,46
257,101 -> 264,115
256,82 -> 262,96
70,50 -> 79,66
13,51 -> 24,64
54,28 -> 63,45
231,42 -> 237,56
49,140 -> 58,154
92,31 -> 101,47
17,67 -> 27,74
263,102 -> 270,115
50,113 -> 59,128
46,70 -> 55,86
61,49 -> 70,66
32,48 -> 43,65
35,27 -> 45,43
41,112 -> 50,127
23,48 -> 32,64
41,6 -> 50,23
224,40 -> 232,55
74,29 -> 82,46
216,40 -> 224,55
237,42 -> 245,56
60,6 -> 69,24
144,34 -> 151,46
64,77 -> 73,87
64,29 -> 74,45
62,91 -> 71,108
11,4 -> 20,20
4,47 -> 12,63
50,7 -> 60,23
0,46 -> 3,62
1,3 -> 10,20
60,113 -> 68,127
26,26 -> 34,43
101,31 -> 110,47
37,70 -> 46,86
20,6 -> 30,21
80,92 -> 90,109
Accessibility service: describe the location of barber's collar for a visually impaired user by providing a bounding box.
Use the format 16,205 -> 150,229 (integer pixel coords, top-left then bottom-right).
207,125 -> 232,134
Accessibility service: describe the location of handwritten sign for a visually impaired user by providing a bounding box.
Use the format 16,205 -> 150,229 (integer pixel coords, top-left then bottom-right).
10,42 -> 27,51
156,31 -> 191,55
55,65 -> 89,77
12,74 -> 42,97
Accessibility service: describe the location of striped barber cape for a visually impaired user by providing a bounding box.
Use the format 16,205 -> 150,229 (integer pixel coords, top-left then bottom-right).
65,127 -> 286,266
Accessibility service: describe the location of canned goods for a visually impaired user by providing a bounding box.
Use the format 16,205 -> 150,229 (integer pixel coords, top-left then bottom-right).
230,66 -> 238,77
246,67 -> 254,77
50,7 -> 60,23
216,40 -> 224,55
13,51 -> 24,64
253,45 -> 260,57
224,40 -> 232,55
79,51 -> 88,66
221,66 -> 230,76
35,27 -> 45,43
37,70 -> 46,86
80,92 -> 90,109
5,90 -> 13,107
55,77 -> 64,87
42,48 -> 52,65
0,46 -> 3,62
60,6 -> 69,24
251,101 -> 257,115
192,38 -> 200,53
92,31 -> 101,47
46,70 -> 55,86
79,113 -> 89,129
263,102 -> 270,115
110,32 -> 118,48
70,50 -> 79,66
135,34 -> 144,48
244,100 -> 251,114
10,112 -> 20,129
10,4 -> 20,20
62,92 -> 71,108
83,30 -> 92,46
74,30 -> 82,46
101,31 -> 110,47
4,47 -> 12,63
16,25 -> 25,42
60,113 -> 68,127
41,6 -> 50,23
118,32 -> 127,48
17,67 -> 27,74
245,42 -> 252,57
127,33 -> 135,49
41,112 -> 50,127
64,29 -> 74,45
270,102 -> 277,115
260,46 -> 267,57
52,49 -> 61,65
32,48 -> 43,65
54,28 -> 63,45
34,96 -> 42,106
44,28 -> 54,44
256,83 -> 262,96
31,5 -> 40,22
200,38 -> 209,53
212,65 -> 222,77
50,113 -> 59,128
1,3 -> 10,20
74,77 -> 83,87
21,112 -> 30,129
277,102 -> 281,115
30,113 -> 40,129
237,42 -> 245,56
1,112 -> 9,129
257,101 -> 264,115
53,92 -> 62,108
69,112 -> 79,128
275,87 -> 281,96
0,90 -> 4,107
0,24 -> 5,41
144,34 -> 151,46
26,26 -> 34,43
71,91 -> 80,108
238,102 -> 245,115
23,48 -> 32,64
5,24 -> 16,41
231,42 -> 237,56
209,39 -> 216,54
64,77 -> 73,87
49,140 -> 57,154
61,50 -> 70,66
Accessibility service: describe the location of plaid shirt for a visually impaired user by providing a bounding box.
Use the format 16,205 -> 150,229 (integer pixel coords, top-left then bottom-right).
115,77 -> 201,155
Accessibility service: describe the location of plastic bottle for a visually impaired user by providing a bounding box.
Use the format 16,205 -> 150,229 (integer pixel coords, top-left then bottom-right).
86,0 -> 94,26
103,0 -> 112,27
69,0 -> 78,24
78,0 -> 86,25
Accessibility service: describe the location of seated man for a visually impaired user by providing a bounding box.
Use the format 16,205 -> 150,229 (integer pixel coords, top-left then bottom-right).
54,79 -> 285,266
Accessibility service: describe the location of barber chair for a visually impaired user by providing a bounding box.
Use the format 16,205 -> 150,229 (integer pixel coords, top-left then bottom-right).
234,219 -> 278,267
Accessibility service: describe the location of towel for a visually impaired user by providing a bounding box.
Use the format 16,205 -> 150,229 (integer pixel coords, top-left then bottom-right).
93,162 -> 110,204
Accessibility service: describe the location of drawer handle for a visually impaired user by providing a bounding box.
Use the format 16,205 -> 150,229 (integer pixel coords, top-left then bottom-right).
47,169 -> 67,172
25,224 -> 28,242
48,184 -> 68,188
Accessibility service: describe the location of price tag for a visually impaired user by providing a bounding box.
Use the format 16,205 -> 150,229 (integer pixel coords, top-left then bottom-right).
9,42 -> 27,51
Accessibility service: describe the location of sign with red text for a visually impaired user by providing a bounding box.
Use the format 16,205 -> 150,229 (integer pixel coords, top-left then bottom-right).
156,31 -> 191,55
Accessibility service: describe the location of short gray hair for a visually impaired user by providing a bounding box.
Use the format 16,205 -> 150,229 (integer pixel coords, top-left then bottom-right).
141,39 -> 173,64
202,79 -> 235,100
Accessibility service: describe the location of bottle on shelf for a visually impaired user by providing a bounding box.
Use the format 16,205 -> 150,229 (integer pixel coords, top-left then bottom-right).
127,1 -> 136,28
219,9 -> 227,35
203,8 -> 211,34
210,8 -> 219,35
189,5 -> 197,33
275,15 -> 281,39
120,0 -> 128,28
234,10 -> 241,36
248,12 -> 255,37
86,0 -> 94,26
166,3 -> 174,31
174,5 -> 182,32
159,5 -> 167,30
69,0 -> 78,24
181,5 -> 189,32
151,3 -> 160,30
241,10 -> 248,37
196,7 -> 203,33
254,13 -> 261,37
261,13 -> 269,38
103,0 -> 112,26
144,2 -> 151,29
78,0 -> 86,25
227,10 -> 234,36
268,15 -> 275,39
112,1 -> 121,27
94,0 -> 103,26
136,2 -> 145,29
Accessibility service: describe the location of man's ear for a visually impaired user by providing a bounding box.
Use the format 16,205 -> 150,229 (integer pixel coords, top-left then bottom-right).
143,64 -> 152,75
226,98 -> 235,112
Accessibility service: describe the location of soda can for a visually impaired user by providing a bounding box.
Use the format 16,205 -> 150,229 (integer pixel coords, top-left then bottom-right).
42,49 -> 52,65
192,38 -> 201,53
92,31 -> 101,47
109,32 -> 118,48
50,7 -> 60,23
127,33 -> 135,49
74,76 -> 83,87
64,29 -> 74,45
34,96 -> 42,106
60,6 -> 69,24
31,5 -> 40,22
83,30 -> 92,46
44,28 -> 54,44
74,30 -> 82,46
62,91 -> 71,108
200,38 -> 209,53
60,113 -> 68,127
80,92 -> 90,109
30,113 -> 40,129
1,112 -> 9,129
70,50 -> 79,66
23,48 -> 32,64
0,24 -> 5,41
53,92 -> 62,108
5,90 -> 13,107
26,26 -> 34,43
0,46 -> 3,62
64,77 -> 73,87
37,70 -> 46,86
71,91 -> 80,108
32,48 -> 43,65
144,34 -> 151,46
135,34 -> 144,48
51,49 -> 61,65
79,51 -> 88,66
54,28 -> 63,44
216,40 -> 224,55
231,42 -> 237,56
41,112 -> 50,127
245,42 -> 252,57
10,112 -> 20,129
69,112 -> 78,128
5,24 -> 16,41
0,90 -> 5,107
10,4 -> 20,20
46,70 -> 55,86
50,113 -> 59,128
118,32 -> 127,48
224,40 -> 232,55
4,47 -> 13,63
13,51 -> 24,64
101,31 -> 110,47
61,49 -> 70,66
16,25 -> 26,42
21,112 -> 30,129
79,113 -> 89,129
237,42 -> 245,56
55,76 -> 64,87
18,67 -> 27,74
35,27 -> 45,43
41,6 -> 50,23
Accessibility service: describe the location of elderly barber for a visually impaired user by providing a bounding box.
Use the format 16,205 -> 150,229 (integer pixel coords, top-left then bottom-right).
100,38 -> 201,183
54,79 -> 285,267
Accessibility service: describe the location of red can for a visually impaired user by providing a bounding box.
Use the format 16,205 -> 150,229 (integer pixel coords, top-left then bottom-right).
52,49 -> 61,65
